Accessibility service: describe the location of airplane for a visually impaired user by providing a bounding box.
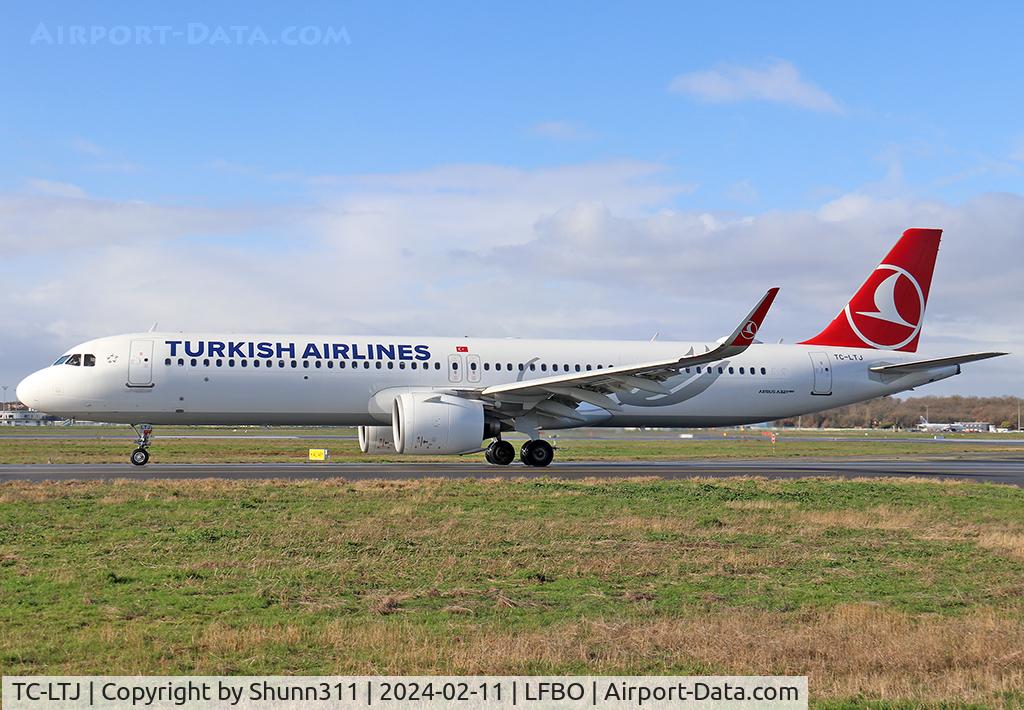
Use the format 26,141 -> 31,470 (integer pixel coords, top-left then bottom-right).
916,417 -> 964,433
16,228 -> 1007,467
916,417 -> 991,433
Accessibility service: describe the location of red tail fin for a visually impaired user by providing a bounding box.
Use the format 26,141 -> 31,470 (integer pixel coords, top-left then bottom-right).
801,228 -> 941,352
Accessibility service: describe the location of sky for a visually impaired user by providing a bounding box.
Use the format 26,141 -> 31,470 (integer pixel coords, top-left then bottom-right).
1,1 -> 1022,398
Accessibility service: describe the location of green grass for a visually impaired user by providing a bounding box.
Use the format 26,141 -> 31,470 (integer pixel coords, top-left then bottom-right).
1,477 -> 1023,707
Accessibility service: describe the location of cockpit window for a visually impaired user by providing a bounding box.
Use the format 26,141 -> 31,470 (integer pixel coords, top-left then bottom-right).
65,354 -> 81,366
52,355 -> 70,366
83,354 -> 96,367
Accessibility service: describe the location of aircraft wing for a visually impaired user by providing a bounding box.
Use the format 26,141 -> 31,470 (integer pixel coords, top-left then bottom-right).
478,288 -> 779,413
869,351 -> 1008,374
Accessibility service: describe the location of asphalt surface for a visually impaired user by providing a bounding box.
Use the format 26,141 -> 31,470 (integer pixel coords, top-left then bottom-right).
2,457 -> 1023,485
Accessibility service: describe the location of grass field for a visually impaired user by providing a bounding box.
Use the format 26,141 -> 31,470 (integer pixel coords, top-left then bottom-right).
2,476 -> 1023,707
1,430 -> 1022,464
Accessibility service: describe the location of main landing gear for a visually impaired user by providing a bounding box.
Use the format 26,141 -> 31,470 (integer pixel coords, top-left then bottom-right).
520,439 -> 554,467
130,424 -> 153,466
484,439 -> 516,466
484,437 -> 554,467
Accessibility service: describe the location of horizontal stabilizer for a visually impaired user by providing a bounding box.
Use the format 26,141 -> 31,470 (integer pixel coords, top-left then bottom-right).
869,351 -> 1008,374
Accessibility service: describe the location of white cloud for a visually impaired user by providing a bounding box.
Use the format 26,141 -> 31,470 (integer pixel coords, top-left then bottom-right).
531,121 -> 591,140
669,59 -> 842,113
71,137 -> 103,156
0,192 -> 287,256
24,178 -> 87,199
1,161 -> 1020,397
725,179 -> 759,203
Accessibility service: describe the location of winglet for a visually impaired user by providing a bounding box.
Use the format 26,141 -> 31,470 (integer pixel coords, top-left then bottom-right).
724,287 -> 780,348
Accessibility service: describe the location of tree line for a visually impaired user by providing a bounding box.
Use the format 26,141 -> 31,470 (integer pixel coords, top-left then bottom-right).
776,395 -> 1023,430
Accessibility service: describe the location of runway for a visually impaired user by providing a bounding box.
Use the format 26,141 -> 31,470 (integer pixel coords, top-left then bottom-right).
2,456 -> 1023,485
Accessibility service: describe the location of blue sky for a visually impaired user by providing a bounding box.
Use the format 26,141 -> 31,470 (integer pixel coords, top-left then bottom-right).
1,1 -> 1022,396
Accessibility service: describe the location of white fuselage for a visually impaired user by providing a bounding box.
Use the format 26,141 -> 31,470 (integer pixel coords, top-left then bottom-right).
16,332 -> 959,428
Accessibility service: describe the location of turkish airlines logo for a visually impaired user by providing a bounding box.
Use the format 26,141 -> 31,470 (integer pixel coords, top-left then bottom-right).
741,320 -> 759,339
844,264 -> 925,349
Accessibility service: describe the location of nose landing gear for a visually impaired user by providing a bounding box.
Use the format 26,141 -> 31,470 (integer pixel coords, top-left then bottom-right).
130,424 -> 153,466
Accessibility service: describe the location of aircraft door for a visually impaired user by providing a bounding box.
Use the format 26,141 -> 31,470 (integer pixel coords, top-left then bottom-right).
809,351 -> 832,395
466,354 -> 481,383
128,339 -> 154,387
447,354 -> 464,383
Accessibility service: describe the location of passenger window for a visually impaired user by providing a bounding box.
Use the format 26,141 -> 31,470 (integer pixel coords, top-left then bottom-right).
216,359 -> 223,367
84,354 -> 96,367
507,363 -> 513,371
228,359 -> 235,367
411,362 -> 417,370
586,365 -> 592,371
575,364 -> 581,372
739,367 -> 744,374
165,358 -> 172,366
387,362 -> 394,369
452,362 -> 459,370
364,362 -> 371,369
66,354 -> 81,366
518,364 -> 525,371
435,362 -> 441,370
563,364 -> 569,371
190,358 -> 198,367
203,358 -> 210,367
241,360 -> 247,367
728,367 -> 734,374
529,364 -> 536,371
399,362 -> 405,369
717,367 -> 723,374
328,361 -> 335,369
484,363 -> 490,371
470,362 -> 477,371
178,358 -> 185,366
761,367 -> 767,375
291,361 -> 297,368
254,360 -> 261,368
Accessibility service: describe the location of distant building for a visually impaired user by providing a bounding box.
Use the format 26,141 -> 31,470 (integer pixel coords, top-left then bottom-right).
0,409 -> 61,426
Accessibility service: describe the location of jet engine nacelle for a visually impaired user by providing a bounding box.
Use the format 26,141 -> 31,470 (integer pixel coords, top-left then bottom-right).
358,425 -> 396,453
392,392 -> 490,455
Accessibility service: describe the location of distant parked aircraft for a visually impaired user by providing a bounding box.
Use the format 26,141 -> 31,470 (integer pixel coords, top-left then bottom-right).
17,229 -> 1007,466
917,417 -> 966,433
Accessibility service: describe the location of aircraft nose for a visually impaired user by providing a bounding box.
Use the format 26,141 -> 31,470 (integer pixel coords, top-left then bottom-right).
16,371 -> 44,409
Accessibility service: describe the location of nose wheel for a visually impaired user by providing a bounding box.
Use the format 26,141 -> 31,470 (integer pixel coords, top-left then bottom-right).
130,424 -> 154,466
520,439 -> 554,467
